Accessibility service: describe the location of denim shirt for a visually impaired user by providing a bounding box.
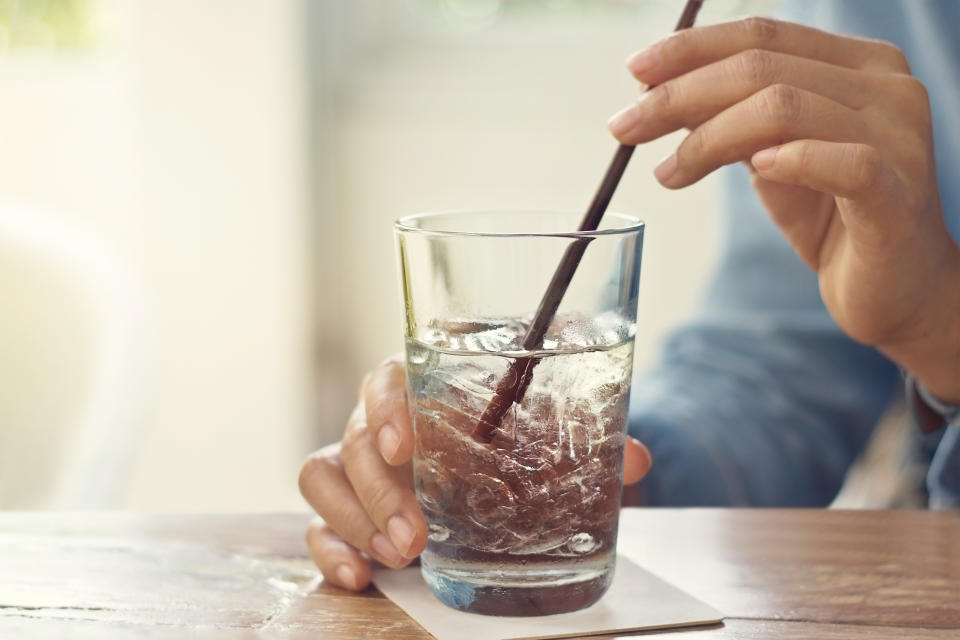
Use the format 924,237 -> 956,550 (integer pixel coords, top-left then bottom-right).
630,0 -> 960,508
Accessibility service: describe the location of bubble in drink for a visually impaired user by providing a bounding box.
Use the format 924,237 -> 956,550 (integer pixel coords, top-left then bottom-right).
405,315 -> 634,616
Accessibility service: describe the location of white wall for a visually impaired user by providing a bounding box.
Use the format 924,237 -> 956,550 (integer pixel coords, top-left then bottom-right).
123,0 -> 312,511
0,0 -> 313,511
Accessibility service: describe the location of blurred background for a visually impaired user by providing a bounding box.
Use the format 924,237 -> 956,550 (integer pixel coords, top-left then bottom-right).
0,0 -> 783,512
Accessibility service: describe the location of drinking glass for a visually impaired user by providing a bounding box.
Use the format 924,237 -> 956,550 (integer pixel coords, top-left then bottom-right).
395,210 -> 643,616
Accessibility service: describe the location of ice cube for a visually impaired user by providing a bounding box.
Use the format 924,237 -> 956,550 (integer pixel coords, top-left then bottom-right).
567,532 -> 598,555
428,524 -> 451,543
464,473 -> 516,526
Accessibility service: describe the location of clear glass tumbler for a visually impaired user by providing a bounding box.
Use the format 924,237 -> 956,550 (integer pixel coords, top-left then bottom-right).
395,211 -> 643,616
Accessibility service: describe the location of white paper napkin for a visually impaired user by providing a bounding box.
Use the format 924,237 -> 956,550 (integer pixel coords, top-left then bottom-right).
372,556 -> 723,640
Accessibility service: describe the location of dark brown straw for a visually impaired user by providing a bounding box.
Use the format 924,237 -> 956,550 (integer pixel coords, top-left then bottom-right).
471,0 -> 704,444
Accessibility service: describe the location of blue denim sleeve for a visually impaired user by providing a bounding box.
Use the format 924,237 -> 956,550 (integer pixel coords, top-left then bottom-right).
629,165 -> 900,506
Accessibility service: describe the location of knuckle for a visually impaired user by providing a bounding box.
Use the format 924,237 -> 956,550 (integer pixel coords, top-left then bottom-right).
741,16 -> 779,43
341,412 -> 370,456
891,74 -> 930,110
849,145 -> 882,190
299,451 -> 336,497
796,141 -> 817,171
679,127 -> 709,166
658,29 -> 690,60
372,358 -> 404,386
365,476 -> 400,518
305,517 -> 326,547
653,80 -> 676,111
877,74 -> 933,134
903,75 -> 929,100
874,40 -> 910,72
737,48 -> 777,85
366,391 -> 404,423
757,83 -> 804,123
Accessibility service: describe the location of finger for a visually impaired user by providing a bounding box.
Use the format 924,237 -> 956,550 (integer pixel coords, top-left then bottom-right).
298,439 -> 411,569
622,437 -> 652,486
750,173 -> 835,271
610,50 -> 873,145
626,17 -> 909,87
306,518 -> 372,591
363,355 -> 414,466
750,140 -> 904,235
341,406 -> 428,561
656,85 -> 868,189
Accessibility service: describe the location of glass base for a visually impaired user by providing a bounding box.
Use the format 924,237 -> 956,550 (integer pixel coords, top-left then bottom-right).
421,558 -> 614,616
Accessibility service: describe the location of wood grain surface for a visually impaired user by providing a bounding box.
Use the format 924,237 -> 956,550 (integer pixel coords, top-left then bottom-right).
0,510 -> 957,639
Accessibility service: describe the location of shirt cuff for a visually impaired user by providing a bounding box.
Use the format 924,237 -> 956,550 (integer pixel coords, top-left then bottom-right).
905,373 -> 960,433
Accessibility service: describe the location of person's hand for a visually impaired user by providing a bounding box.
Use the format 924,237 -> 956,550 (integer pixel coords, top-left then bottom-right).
299,355 -> 654,591
608,17 -> 960,402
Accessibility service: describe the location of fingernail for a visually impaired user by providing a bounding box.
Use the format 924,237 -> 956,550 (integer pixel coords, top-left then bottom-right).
654,152 -> 678,184
626,46 -> 658,75
387,515 -> 417,557
608,103 -> 640,137
751,147 -> 778,170
371,532 -> 402,566
336,564 -> 359,590
378,424 -> 401,462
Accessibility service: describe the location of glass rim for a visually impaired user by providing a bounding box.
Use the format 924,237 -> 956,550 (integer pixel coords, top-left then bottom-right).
394,209 -> 644,239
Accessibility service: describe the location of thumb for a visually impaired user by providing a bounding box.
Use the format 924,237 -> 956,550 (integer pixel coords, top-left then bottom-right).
623,437 -> 653,485
750,140 -> 905,249
749,170 -> 835,270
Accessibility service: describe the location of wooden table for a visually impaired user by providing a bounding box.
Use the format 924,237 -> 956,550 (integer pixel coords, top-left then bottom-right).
1,510 -> 957,639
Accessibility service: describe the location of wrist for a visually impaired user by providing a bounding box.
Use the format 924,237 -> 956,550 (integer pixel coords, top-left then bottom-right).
879,246 -> 960,404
